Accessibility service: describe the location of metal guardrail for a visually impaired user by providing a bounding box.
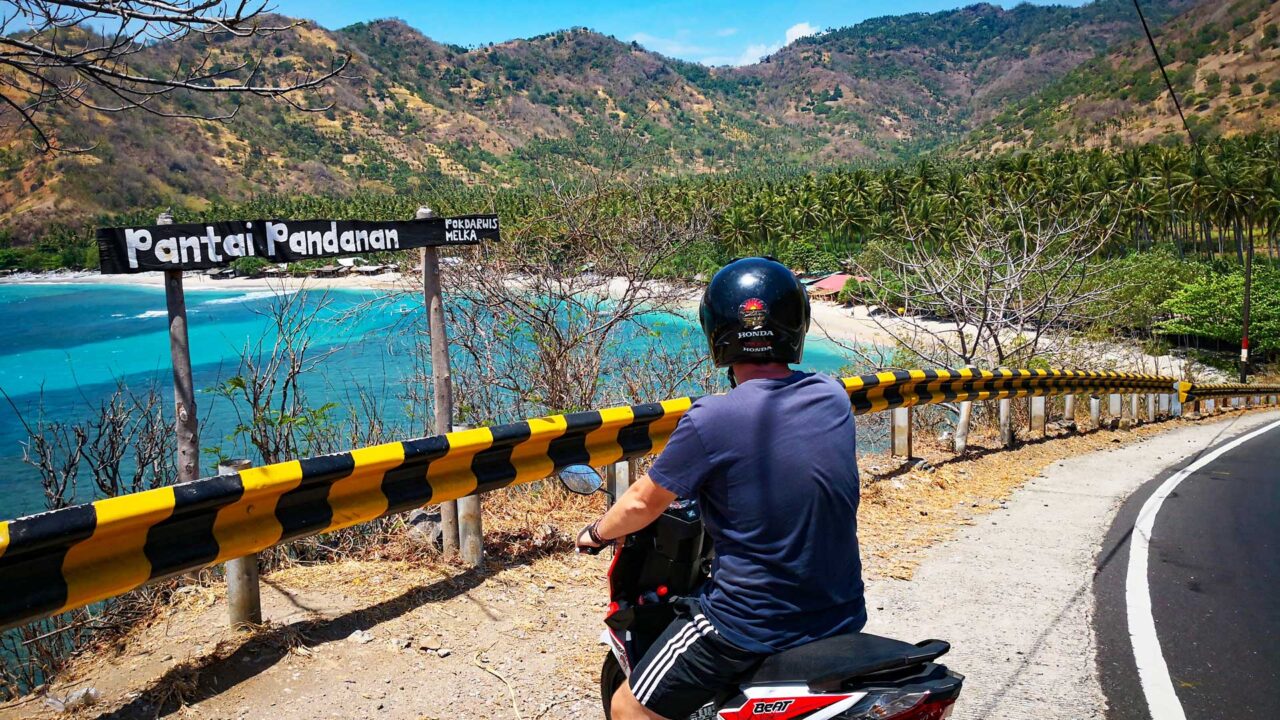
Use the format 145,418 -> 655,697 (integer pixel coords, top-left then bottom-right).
0,368 -> 1276,631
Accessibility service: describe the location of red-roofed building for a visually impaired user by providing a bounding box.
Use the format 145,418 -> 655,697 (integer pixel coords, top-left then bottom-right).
810,273 -> 852,294
807,273 -> 874,300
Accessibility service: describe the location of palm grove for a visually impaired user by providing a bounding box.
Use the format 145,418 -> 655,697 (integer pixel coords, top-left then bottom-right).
8,133 -> 1279,374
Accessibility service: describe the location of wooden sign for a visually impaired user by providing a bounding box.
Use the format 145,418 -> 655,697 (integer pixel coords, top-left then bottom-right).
96,215 -> 499,274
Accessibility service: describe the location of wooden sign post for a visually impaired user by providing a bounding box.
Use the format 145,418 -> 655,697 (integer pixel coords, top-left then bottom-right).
157,212 -> 201,485
416,206 -> 482,568
418,206 -> 460,558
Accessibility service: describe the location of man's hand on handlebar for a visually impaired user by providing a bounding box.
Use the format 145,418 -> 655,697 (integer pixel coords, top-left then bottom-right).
573,475 -> 675,555
576,520 -> 611,555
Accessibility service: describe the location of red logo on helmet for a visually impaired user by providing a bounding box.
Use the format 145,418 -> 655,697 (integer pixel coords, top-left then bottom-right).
739,298 -> 768,330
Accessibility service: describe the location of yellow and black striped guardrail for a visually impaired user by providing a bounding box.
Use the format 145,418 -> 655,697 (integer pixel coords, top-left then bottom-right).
0,368 -> 1276,630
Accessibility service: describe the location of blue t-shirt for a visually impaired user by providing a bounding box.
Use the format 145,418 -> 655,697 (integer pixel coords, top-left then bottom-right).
648,371 -> 866,654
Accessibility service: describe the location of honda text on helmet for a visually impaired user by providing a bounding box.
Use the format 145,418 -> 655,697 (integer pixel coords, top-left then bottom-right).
700,257 -> 811,368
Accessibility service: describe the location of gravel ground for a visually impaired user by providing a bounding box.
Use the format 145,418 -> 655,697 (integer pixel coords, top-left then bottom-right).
863,409 -> 1280,720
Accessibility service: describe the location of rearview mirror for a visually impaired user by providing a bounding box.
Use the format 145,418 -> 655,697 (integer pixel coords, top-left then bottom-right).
558,464 -> 604,495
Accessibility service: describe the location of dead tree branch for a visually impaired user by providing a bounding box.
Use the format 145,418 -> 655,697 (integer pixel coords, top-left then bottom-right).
1,0 -> 349,152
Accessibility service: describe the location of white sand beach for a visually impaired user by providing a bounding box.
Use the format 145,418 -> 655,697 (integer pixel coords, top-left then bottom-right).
3,270 -> 1217,380
0,269 -> 412,293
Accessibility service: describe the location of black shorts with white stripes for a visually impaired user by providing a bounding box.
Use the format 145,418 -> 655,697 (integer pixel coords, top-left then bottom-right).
627,598 -> 766,718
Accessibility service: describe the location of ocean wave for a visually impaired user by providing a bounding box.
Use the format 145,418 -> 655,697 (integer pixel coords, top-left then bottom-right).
201,290 -> 296,306
135,310 -> 168,319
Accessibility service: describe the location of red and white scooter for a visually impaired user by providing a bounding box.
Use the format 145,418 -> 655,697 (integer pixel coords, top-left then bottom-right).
561,466 -> 963,720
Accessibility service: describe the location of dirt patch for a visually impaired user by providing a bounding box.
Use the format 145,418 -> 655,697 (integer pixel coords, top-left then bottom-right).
3,406 -> 1273,719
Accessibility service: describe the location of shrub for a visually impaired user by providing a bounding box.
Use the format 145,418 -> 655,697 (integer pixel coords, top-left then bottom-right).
1158,267 -> 1280,355
231,256 -> 271,276
778,238 -> 840,275
837,276 -> 864,304
1092,249 -> 1206,335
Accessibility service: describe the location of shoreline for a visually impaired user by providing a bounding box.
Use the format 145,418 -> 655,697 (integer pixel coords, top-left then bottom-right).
0,269 -> 411,293
2,270 -> 1217,380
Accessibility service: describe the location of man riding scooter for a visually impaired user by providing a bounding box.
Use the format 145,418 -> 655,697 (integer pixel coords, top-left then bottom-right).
577,257 -> 867,720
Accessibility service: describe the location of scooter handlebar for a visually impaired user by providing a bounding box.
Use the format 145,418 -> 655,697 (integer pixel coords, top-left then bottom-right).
576,541 -> 613,555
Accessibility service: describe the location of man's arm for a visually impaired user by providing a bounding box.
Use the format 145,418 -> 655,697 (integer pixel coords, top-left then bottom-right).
577,474 -> 677,548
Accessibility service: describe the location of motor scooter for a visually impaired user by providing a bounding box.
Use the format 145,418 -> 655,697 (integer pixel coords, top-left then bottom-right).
559,465 -> 964,720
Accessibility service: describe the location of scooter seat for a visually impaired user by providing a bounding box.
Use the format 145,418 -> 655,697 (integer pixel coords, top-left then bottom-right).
748,633 -> 950,692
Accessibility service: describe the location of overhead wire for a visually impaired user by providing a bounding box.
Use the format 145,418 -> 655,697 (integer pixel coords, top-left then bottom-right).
1131,0 -> 1200,155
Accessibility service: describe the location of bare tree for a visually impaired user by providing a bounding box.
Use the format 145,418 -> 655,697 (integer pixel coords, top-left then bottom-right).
4,381 -> 176,510
213,286 -> 340,464
82,382 -> 176,497
418,178 -> 718,426
1,1 -> 349,152
16,417 -> 85,510
861,195 -> 1119,450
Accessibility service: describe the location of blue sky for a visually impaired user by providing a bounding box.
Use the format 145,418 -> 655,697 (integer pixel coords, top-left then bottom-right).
280,1 -> 1091,66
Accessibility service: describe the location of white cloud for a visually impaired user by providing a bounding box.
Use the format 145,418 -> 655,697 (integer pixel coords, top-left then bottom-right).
700,42 -> 781,67
634,21 -> 819,68
628,32 -> 712,58
736,42 -> 782,65
785,21 -> 818,45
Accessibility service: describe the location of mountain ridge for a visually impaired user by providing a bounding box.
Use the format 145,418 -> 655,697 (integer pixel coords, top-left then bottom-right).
0,0 -> 1227,235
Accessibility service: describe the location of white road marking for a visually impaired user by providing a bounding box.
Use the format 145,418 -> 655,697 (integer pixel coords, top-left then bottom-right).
1126,419 -> 1280,720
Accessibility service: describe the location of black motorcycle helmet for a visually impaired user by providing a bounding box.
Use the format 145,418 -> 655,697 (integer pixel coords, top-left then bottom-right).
699,257 -> 810,368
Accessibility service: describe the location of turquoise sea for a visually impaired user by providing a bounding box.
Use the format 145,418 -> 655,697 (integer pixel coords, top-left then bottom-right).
0,282 -> 856,520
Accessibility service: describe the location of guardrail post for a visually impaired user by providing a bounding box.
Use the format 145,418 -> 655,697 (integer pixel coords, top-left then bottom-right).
954,401 -> 972,453
459,494 -> 484,567
998,398 -> 1014,448
606,461 -> 632,505
1029,396 -> 1046,436
891,406 -> 913,458
1129,394 -> 1140,426
1146,394 -> 1156,423
1090,396 -> 1101,430
1108,394 -> 1122,427
1064,394 -> 1076,429
220,459 -> 261,628
448,420 -> 483,567
1205,398 -> 1216,414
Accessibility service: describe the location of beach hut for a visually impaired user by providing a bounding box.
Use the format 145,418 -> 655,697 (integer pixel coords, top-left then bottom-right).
314,264 -> 342,278
808,273 -> 853,299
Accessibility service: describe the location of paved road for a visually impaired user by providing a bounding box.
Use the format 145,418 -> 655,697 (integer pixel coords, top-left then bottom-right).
1095,418 -> 1280,720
